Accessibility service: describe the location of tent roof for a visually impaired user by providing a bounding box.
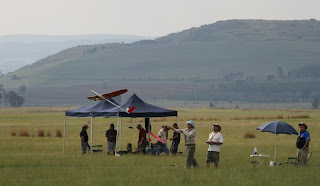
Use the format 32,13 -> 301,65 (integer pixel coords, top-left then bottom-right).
117,94 -> 177,117
65,94 -> 177,118
65,98 -> 119,117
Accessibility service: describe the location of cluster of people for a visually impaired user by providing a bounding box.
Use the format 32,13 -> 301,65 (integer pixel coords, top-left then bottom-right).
135,120 -> 224,168
79,120 -> 311,168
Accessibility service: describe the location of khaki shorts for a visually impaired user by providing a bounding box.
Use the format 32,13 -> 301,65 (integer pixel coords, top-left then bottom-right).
206,151 -> 220,163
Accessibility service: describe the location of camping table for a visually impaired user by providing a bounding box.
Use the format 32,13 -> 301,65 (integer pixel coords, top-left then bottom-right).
250,154 -> 269,167
91,145 -> 103,153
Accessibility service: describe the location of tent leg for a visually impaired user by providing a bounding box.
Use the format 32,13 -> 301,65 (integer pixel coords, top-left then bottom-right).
115,116 -> 120,156
119,117 -> 122,151
274,135 -> 278,162
63,115 -> 66,153
90,116 -> 93,153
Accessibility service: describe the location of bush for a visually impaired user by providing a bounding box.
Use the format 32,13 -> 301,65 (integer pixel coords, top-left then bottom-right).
244,131 -> 255,139
46,130 -> 52,137
11,129 -> 16,136
19,129 -> 29,137
55,129 -> 62,137
38,129 -> 45,137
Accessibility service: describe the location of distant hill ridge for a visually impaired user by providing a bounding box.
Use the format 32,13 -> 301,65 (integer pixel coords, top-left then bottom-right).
3,19 -> 320,89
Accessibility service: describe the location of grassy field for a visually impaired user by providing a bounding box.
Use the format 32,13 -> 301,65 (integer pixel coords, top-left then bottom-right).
0,107 -> 319,185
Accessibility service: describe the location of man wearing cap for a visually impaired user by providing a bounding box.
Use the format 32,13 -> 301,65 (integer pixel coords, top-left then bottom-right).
137,124 -> 147,154
296,122 -> 311,166
105,123 -> 117,154
156,126 -> 169,155
80,125 -> 89,154
206,124 -> 224,168
169,120 -> 198,168
169,123 -> 180,155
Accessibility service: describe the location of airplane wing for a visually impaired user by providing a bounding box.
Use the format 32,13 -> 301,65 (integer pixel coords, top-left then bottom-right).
87,89 -> 127,101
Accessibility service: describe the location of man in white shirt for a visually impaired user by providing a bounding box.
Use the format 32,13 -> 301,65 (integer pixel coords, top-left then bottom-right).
156,126 -> 169,155
206,124 -> 224,168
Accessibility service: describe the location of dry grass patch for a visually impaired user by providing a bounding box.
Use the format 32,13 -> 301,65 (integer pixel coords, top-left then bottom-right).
55,129 -> 62,137
10,129 -> 16,136
18,129 -> 29,137
37,129 -> 45,137
46,130 -> 52,137
243,131 -> 256,139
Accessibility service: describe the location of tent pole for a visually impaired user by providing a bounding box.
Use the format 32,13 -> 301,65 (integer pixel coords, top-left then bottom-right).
63,115 -> 66,153
119,117 -> 122,151
115,116 -> 120,155
90,116 -> 93,153
148,118 -> 151,149
274,134 -> 278,162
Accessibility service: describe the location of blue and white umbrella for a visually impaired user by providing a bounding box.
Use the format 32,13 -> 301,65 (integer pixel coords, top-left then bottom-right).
257,121 -> 298,162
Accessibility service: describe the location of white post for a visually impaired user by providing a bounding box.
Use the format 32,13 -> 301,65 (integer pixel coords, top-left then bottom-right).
115,116 -> 120,155
274,135 -> 278,162
63,115 -> 66,153
119,117 -> 122,151
90,116 -> 93,153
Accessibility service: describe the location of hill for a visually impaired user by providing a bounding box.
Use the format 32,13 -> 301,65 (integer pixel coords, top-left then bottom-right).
0,34 -> 153,74
1,19 -> 320,107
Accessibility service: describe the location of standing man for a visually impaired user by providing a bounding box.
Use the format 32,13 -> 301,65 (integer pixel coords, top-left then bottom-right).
157,126 -> 169,155
105,123 -> 117,154
296,122 -> 311,166
170,123 -> 180,155
137,124 -> 147,154
206,124 -> 224,168
80,124 -> 89,154
169,120 -> 197,168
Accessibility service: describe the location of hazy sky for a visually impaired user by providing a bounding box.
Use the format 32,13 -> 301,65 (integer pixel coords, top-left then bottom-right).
1,0 -> 320,37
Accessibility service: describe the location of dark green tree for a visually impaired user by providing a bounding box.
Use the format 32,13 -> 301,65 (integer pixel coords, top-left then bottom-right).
209,101 -> 213,107
7,91 -> 25,107
312,97 -> 319,109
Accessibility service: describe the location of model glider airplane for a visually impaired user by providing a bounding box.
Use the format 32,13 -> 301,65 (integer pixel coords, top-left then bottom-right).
88,89 -> 135,114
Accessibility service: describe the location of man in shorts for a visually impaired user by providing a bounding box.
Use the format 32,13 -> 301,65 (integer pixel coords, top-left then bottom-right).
206,124 -> 224,168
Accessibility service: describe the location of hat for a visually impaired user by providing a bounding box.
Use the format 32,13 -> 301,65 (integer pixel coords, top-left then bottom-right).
110,123 -> 114,126
173,123 -> 178,127
186,120 -> 195,127
136,124 -> 142,128
83,124 -> 89,128
298,122 -> 308,129
213,124 -> 221,131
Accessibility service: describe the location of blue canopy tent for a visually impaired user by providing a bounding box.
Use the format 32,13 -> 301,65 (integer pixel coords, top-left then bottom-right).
63,99 -> 119,153
63,94 -> 178,154
108,94 -> 178,152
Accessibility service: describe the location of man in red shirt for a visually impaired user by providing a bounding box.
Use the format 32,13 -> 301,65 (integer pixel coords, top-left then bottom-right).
137,124 -> 147,154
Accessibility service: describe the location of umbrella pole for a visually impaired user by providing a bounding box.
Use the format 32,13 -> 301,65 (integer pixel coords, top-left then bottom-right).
274,134 -> 278,162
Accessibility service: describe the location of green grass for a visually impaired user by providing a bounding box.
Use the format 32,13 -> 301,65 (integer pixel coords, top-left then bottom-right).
0,107 -> 319,185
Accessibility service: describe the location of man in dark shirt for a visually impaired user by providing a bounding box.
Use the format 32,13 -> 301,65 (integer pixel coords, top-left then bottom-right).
170,123 -> 181,155
137,124 -> 147,154
80,125 -> 89,154
105,123 -> 117,154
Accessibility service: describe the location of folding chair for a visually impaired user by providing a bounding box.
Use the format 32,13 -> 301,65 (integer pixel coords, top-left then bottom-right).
284,152 -> 312,165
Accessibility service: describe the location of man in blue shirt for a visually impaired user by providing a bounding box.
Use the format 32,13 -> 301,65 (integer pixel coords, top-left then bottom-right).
296,122 -> 311,165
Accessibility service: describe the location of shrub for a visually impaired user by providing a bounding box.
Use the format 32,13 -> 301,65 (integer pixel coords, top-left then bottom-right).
55,129 -> 62,137
19,129 -> 29,137
244,131 -> 255,139
46,130 -> 52,137
275,115 -> 284,119
11,129 -> 16,136
38,129 -> 45,137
